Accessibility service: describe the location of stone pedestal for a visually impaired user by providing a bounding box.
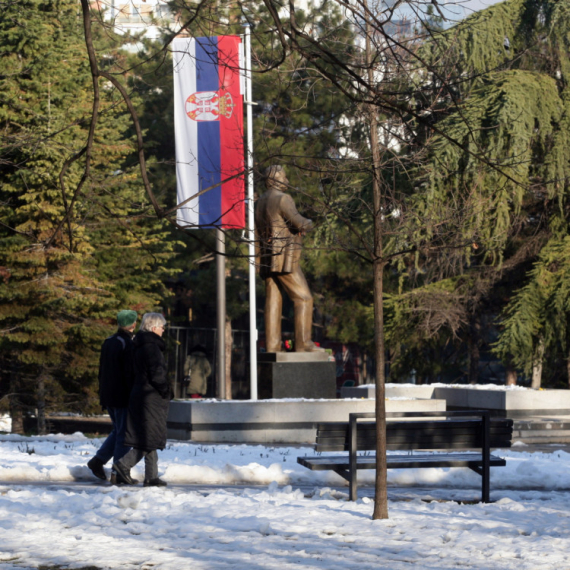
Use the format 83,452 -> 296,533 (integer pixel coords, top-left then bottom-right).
167,398 -> 447,443
257,352 -> 336,399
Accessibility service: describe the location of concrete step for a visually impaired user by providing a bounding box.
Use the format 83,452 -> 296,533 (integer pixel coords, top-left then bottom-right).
514,422 -> 570,431
511,419 -> 570,443
512,436 -> 570,444
514,429 -> 570,438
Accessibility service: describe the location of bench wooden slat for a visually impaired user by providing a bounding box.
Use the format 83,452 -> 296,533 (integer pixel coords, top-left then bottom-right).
317,426 -> 513,440
317,437 -> 512,448
298,453 -> 507,471
316,439 -> 514,452
316,421 -> 513,452
316,419 -> 513,432
317,427 -> 513,441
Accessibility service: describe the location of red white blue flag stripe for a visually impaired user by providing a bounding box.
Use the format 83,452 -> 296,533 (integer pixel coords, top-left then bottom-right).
173,36 -> 245,229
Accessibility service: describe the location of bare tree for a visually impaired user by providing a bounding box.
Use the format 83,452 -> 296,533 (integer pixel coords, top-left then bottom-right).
68,0 -> 538,520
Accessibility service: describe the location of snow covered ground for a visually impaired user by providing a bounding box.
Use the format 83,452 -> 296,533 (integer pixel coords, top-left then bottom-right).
1,422 -> 570,569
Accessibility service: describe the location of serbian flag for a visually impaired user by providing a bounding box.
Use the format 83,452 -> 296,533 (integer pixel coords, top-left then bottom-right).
173,36 -> 245,229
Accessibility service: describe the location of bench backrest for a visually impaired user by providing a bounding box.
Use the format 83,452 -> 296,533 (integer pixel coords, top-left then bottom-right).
315,417 -> 514,452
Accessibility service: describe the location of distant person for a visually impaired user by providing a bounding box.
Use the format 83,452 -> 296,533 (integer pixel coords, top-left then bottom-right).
87,310 -> 138,482
183,346 -> 212,398
113,312 -> 172,487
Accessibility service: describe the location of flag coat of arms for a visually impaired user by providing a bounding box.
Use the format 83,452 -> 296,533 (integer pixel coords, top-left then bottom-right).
173,36 -> 245,229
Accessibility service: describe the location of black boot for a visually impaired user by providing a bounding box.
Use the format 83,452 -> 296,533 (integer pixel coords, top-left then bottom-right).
87,457 -> 106,481
111,468 -> 139,485
144,478 -> 167,487
112,462 -> 136,485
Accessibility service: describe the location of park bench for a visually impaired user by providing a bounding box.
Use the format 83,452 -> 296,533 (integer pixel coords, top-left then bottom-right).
297,410 -> 513,502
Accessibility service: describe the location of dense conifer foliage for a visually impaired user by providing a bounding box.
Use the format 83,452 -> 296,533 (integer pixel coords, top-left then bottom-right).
0,0 -> 175,430
383,0 -> 570,387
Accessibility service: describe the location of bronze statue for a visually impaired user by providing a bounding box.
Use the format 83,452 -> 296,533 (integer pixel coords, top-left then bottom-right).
255,165 -> 324,353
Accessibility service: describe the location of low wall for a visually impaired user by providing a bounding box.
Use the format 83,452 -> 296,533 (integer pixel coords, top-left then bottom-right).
167,397 -> 446,444
341,384 -> 570,418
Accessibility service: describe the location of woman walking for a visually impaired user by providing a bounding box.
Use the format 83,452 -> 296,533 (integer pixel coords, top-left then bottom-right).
113,312 -> 171,487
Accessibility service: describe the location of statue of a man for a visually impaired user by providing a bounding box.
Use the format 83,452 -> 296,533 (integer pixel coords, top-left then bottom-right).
255,165 -> 323,353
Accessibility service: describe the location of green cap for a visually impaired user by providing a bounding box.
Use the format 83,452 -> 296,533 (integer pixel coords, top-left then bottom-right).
117,310 -> 138,328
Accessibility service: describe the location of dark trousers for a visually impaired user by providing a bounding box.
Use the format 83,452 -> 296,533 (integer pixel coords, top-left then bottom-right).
95,407 -> 130,464
117,448 -> 159,481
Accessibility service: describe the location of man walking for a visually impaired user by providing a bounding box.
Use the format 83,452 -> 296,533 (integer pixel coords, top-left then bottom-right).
87,310 -> 137,482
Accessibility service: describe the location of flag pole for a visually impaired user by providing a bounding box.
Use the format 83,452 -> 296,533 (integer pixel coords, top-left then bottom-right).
216,227 -> 226,399
243,24 -> 258,400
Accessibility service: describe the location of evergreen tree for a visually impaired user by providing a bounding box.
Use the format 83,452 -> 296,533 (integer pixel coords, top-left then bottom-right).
0,0 -> 175,431
383,0 -> 570,386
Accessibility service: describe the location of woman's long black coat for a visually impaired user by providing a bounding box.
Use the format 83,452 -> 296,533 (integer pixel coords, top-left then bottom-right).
124,331 -> 171,452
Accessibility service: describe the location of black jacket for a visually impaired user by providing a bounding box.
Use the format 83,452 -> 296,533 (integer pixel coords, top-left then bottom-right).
124,331 -> 171,451
98,329 -> 135,409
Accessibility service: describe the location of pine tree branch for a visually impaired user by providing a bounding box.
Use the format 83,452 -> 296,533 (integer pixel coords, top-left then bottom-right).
47,0 -> 102,252
261,0 -> 527,194
98,70 -> 164,217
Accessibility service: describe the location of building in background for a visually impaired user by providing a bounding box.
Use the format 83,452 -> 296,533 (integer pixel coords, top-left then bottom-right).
92,0 -> 176,39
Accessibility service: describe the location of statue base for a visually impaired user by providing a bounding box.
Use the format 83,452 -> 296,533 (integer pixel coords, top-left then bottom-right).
257,352 -> 336,399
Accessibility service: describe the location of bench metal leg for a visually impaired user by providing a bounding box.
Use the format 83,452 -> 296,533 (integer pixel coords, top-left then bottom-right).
482,413 -> 490,503
349,471 -> 357,501
349,415 -> 358,500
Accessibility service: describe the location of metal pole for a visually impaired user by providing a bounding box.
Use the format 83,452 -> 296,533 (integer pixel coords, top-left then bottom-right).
216,227 -> 226,399
244,25 -> 258,400
349,413 -> 359,501
482,411 -> 490,503
175,328 -> 180,398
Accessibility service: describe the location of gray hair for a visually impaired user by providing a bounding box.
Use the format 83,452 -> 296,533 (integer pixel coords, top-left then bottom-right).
140,312 -> 167,333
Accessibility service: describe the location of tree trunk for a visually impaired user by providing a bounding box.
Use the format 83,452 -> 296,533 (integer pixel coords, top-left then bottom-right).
373,256 -> 388,520
367,18 -> 388,519
225,319 -> 232,400
8,363 -> 24,434
505,363 -> 517,386
9,365 -> 24,435
567,315 -> 570,388
36,374 -> 47,435
531,337 -> 544,389
9,401 -> 24,434
467,315 -> 481,385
